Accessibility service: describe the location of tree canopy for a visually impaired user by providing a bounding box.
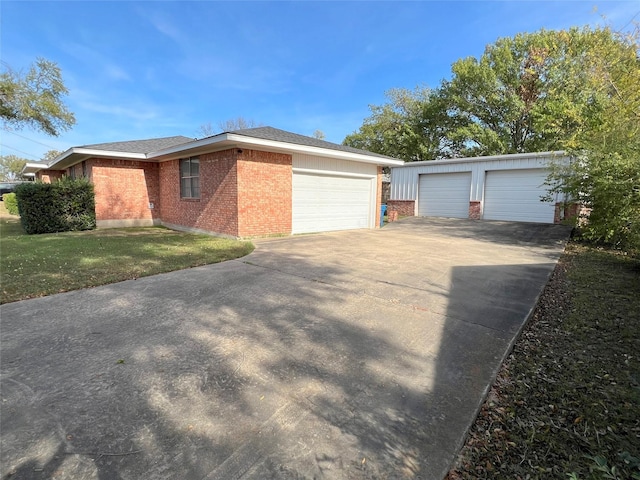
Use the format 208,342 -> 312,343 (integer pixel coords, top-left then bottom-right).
345,25 -> 640,252
1,58 -> 75,136
546,27 -> 640,252
344,87 -> 465,161
344,26 -> 637,160
0,155 -> 28,181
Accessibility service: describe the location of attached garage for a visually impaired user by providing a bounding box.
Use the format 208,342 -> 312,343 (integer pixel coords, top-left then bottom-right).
292,154 -> 379,234
418,172 -> 471,218
484,169 -> 556,223
389,151 -> 570,224
27,126 -> 404,238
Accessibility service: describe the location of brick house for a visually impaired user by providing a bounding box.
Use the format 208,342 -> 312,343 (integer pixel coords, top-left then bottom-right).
23,127 -> 403,237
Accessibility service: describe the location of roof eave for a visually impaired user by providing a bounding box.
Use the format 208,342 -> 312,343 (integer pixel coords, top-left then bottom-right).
21,162 -> 47,175
391,150 -> 568,168
149,133 -> 404,166
46,148 -> 148,170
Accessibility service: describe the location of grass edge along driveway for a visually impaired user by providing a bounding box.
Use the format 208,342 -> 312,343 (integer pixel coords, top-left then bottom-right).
447,242 -> 640,480
0,213 -> 254,304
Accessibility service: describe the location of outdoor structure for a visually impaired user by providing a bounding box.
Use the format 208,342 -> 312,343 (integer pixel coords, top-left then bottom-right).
22,127 -> 403,237
388,151 -> 573,224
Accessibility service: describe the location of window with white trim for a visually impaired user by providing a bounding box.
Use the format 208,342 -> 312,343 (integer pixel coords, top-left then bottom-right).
180,157 -> 200,198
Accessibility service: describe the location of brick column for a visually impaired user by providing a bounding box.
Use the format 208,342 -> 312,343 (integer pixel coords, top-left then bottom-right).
386,200 -> 415,217
468,201 -> 481,219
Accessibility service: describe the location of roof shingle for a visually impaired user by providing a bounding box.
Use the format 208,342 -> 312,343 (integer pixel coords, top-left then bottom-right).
227,126 -> 396,160
79,136 -> 194,154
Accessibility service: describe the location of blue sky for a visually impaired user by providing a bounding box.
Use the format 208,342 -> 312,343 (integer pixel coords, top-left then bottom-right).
2,1 -> 639,161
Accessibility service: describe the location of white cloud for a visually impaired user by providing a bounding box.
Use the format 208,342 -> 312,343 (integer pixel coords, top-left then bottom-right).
60,41 -> 132,82
77,101 -> 158,122
146,11 -> 187,46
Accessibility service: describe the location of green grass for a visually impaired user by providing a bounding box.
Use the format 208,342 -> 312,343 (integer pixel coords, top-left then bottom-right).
448,242 -> 640,480
0,208 -> 254,304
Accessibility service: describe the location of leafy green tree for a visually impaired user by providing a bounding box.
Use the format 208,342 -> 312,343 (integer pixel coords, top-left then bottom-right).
347,25 -> 639,252
42,149 -> 62,162
344,86 -> 464,161
548,27 -> 640,252
0,155 -> 28,181
1,58 -> 75,136
346,27 -> 635,160
442,27 -> 636,156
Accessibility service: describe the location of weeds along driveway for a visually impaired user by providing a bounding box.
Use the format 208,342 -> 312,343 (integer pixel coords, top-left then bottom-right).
0,218 -> 571,480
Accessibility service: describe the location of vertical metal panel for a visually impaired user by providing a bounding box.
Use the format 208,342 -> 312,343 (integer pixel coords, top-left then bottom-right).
391,154 -> 569,202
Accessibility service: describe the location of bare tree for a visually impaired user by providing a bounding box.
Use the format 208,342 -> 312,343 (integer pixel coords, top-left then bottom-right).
312,129 -> 326,140
196,117 -> 263,138
218,117 -> 262,132
196,122 -> 216,138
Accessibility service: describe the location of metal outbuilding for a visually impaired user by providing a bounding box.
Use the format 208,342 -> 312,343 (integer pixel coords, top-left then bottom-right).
389,151 -> 571,224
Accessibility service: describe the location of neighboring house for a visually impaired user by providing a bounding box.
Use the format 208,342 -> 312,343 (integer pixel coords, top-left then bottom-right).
388,151 -> 574,224
22,127 -> 403,237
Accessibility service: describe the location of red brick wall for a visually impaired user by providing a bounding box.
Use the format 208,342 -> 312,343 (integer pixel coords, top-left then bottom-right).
376,167 -> 383,228
90,158 -> 159,222
37,170 -> 64,183
468,201 -> 481,220
158,149 -> 240,237
236,150 -> 292,237
387,199 -> 415,216
554,202 -> 586,225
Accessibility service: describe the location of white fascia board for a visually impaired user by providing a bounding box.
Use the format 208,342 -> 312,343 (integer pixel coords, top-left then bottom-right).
149,133 -> 404,167
67,148 -> 147,160
393,151 -> 567,168
225,134 -> 404,166
21,162 -> 46,174
46,147 -> 147,170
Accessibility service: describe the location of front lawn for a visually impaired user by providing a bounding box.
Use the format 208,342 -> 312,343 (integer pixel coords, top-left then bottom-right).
448,243 -> 640,479
0,207 -> 254,304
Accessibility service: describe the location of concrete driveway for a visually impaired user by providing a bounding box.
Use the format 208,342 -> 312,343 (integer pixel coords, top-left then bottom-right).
0,218 -> 570,480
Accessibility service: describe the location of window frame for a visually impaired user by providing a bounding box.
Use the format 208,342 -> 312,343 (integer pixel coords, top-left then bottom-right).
180,157 -> 200,199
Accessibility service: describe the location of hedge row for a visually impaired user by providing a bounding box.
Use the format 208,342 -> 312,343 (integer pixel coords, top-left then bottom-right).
15,178 -> 96,234
2,193 -> 19,215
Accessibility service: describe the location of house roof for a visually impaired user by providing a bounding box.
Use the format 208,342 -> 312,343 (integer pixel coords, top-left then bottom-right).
226,127 -> 394,160
78,136 -> 194,154
28,126 -> 404,172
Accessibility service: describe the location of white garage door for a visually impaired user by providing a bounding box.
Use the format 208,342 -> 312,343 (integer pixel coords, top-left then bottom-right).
292,172 -> 374,234
418,172 -> 471,218
483,169 -> 555,223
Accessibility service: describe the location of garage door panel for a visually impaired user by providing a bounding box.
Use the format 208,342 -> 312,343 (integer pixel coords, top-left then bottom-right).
292,172 -> 373,234
418,173 -> 471,218
483,169 -> 555,223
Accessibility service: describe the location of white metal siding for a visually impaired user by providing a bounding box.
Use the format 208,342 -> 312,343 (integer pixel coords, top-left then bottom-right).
483,169 -> 555,223
292,154 -> 377,234
390,152 -> 568,202
418,172 -> 471,218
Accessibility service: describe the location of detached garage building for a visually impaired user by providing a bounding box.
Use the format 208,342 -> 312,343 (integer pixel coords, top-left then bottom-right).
388,151 -> 571,224
23,127 -> 403,237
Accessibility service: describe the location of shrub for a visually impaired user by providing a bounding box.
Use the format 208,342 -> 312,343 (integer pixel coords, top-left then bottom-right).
2,193 -> 19,215
15,178 -> 96,234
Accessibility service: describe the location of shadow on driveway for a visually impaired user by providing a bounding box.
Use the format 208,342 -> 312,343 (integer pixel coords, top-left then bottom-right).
0,218 -> 571,479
